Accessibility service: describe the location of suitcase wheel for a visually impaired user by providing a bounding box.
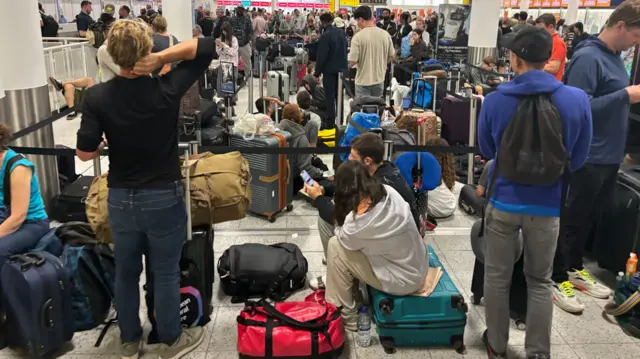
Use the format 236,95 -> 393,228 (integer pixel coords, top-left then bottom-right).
515,319 -> 526,331
379,337 -> 396,354
268,216 -> 276,223
379,298 -> 394,314
286,204 -> 294,212
451,336 -> 466,354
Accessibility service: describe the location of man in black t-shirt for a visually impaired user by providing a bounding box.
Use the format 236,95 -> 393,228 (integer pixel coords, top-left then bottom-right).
75,19 -> 217,359
198,9 -> 214,37
76,0 -> 94,37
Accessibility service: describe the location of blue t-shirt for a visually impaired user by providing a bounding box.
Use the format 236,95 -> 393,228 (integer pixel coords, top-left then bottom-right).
0,149 -> 48,221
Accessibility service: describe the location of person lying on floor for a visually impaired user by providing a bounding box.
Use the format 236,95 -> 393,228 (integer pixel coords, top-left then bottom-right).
0,124 -> 49,269
321,160 -> 428,331
304,132 -> 419,287
278,104 -> 325,192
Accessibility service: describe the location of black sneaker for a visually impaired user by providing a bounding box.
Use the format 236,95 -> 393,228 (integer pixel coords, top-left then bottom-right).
482,330 -> 507,358
49,77 -> 65,94
66,111 -> 78,120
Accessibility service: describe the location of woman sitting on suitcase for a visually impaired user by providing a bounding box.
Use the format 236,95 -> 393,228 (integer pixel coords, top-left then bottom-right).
0,124 -> 49,269
322,160 -> 428,331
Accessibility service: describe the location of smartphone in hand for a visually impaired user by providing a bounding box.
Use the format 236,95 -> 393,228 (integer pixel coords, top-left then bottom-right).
300,170 -> 314,186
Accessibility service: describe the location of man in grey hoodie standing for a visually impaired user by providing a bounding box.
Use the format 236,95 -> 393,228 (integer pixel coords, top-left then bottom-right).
552,0 -> 640,314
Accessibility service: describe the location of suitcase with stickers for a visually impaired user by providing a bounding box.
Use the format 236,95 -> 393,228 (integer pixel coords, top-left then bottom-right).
368,245 -> 467,354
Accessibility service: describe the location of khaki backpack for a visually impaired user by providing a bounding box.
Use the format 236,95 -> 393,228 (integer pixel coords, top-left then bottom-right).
85,151 -> 252,244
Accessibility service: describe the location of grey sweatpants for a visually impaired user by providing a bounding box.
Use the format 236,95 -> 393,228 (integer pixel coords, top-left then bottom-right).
484,205 -> 559,357
318,216 -> 334,258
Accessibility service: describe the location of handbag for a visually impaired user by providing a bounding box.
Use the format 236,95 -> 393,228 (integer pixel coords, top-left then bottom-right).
217,243 -> 308,303
237,299 -> 345,358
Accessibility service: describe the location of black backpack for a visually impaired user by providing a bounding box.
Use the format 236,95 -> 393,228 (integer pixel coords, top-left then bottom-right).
87,21 -> 110,48
496,94 -> 567,186
217,243 -> 307,303
41,14 -> 59,37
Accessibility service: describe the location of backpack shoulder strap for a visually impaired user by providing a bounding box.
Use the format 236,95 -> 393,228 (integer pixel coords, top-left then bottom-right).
3,154 -> 26,207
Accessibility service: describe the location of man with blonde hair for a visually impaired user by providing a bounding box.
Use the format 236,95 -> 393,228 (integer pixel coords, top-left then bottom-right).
75,19 -> 217,359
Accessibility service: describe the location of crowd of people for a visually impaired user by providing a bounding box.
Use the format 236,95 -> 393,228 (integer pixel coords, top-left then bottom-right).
3,1 -> 636,358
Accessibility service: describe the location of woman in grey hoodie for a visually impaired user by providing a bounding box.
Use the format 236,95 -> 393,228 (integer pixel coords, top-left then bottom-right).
325,160 -> 429,331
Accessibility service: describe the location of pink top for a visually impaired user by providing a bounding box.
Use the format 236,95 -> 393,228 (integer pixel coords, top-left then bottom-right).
216,36 -> 239,67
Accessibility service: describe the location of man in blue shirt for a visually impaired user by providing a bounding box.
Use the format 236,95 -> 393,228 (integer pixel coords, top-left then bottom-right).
478,27 -> 592,359
551,0 -> 640,314
76,0 -> 94,37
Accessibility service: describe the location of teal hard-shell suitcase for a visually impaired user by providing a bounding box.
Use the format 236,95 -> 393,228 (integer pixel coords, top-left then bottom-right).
369,245 -> 468,354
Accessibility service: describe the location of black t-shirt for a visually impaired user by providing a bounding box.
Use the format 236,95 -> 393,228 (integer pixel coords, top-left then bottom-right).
76,37 -> 218,189
198,17 -> 214,37
76,12 -> 94,32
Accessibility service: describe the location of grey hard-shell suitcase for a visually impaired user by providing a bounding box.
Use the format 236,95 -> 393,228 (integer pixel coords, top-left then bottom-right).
229,131 -> 294,222
267,70 -> 290,102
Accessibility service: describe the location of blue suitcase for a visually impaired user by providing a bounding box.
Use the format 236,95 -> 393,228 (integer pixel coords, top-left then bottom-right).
1,252 -> 74,357
369,245 -> 467,354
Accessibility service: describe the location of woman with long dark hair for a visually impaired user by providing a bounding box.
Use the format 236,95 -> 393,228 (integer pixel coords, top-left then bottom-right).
216,21 -> 239,67
323,160 -> 428,331
396,12 -> 413,43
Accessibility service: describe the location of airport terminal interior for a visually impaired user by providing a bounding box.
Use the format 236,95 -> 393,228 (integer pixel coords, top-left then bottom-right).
2,84 -> 632,359
2,0 -> 640,358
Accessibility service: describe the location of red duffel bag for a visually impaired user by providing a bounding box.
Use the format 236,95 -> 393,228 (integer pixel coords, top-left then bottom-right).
237,299 -> 345,358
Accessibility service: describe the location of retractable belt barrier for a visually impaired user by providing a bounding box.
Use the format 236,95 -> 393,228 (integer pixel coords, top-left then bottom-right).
11,105 -> 75,141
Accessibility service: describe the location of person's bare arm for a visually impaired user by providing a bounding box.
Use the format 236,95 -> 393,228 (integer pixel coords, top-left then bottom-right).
0,166 -> 32,237
544,59 -> 561,75
347,34 -> 359,68
134,38 -> 202,75
79,30 -> 87,37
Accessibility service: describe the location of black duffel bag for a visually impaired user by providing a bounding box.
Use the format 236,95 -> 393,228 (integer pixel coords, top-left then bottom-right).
218,243 -> 307,303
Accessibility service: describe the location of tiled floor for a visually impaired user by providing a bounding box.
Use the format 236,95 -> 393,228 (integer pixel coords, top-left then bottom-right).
8,79 -> 638,359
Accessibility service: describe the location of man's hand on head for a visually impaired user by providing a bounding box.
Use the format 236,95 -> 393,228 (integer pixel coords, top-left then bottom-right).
133,53 -> 163,76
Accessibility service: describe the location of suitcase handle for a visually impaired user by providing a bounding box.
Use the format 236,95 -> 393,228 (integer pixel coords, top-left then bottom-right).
40,299 -> 54,329
8,254 -> 37,271
24,253 -> 46,267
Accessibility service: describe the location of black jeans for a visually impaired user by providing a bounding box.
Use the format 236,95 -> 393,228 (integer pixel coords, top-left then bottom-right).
551,163 -> 619,283
323,72 -> 339,125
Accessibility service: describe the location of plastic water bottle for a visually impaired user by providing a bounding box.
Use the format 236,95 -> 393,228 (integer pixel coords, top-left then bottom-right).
356,306 -> 371,347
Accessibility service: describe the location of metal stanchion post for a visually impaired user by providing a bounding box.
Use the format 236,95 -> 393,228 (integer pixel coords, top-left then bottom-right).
184,148 -> 192,238
387,63 -> 394,106
383,140 -> 394,162
225,96 -> 233,119
258,53 -> 264,100
248,66 -> 254,113
467,97 -> 478,185
188,140 -> 199,156
336,73 -> 343,127
93,158 -> 102,176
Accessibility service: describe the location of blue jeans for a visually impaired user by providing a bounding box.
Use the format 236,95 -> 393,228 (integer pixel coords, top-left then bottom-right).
108,183 -> 187,344
0,216 -> 50,270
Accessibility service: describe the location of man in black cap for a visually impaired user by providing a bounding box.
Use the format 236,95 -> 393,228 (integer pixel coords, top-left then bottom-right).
477,26 -> 592,359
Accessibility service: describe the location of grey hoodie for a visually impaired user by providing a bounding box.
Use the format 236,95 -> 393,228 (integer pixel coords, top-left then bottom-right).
277,119 -> 324,179
336,185 -> 428,295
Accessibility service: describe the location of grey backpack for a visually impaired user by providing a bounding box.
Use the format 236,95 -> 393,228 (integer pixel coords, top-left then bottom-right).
383,128 -> 416,161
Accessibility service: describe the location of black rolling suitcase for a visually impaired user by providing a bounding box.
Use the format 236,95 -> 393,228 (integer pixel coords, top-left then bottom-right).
50,175 -> 94,223
593,165 -> 640,273
145,148 -> 215,344
469,220 -> 528,329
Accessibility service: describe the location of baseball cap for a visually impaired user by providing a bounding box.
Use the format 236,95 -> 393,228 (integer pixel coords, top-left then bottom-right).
501,26 -> 552,63
103,4 -> 115,15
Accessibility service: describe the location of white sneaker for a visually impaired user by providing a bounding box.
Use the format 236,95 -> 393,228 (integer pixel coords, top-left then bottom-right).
309,275 -> 326,291
391,78 -> 399,93
569,269 -> 611,299
552,281 -> 585,313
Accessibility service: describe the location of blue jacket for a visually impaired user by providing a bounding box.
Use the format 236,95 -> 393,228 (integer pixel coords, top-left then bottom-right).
564,36 -> 631,165
314,26 -> 348,76
478,70 -> 592,217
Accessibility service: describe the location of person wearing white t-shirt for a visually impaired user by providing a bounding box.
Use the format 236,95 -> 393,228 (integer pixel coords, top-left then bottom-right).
427,139 -> 457,218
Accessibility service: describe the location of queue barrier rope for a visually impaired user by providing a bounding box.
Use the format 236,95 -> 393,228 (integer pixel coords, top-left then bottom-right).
11,106 -> 75,141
